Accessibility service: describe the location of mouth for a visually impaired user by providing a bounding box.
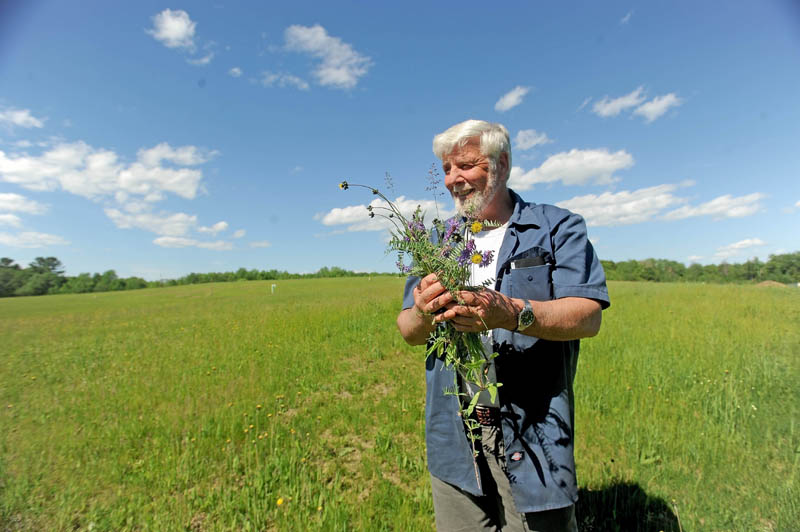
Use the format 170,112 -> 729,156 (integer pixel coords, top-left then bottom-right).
452,188 -> 475,202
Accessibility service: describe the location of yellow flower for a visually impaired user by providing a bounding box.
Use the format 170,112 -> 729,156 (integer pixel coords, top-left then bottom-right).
470,221 -> 483,234
277,497 -> 284,506
471,253 -> 482,264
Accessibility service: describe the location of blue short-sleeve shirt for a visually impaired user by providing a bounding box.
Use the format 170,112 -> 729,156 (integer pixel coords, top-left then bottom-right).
402,189 -> 610,513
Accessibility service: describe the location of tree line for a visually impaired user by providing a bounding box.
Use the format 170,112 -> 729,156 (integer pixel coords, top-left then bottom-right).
0,258 -> 381,298
1,252 -> 798,298
601,252 -> 799,284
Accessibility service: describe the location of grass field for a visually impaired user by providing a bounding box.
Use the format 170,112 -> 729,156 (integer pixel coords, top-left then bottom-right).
1,278 -> 797,531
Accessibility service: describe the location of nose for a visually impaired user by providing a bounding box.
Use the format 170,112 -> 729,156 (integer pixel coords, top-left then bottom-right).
444,166 -> 463,190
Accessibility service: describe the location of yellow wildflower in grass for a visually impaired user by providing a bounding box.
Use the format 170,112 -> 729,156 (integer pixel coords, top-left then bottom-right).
277,497 -> 284,506
470,221 -> 483,234
317,506 -> 323,512
470,253 -> 482,264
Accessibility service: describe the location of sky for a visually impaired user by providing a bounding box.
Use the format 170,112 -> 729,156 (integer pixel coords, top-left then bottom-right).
0,1 -> 798,280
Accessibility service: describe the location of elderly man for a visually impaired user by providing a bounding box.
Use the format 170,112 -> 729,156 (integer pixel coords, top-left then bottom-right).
397,120 -> 610,531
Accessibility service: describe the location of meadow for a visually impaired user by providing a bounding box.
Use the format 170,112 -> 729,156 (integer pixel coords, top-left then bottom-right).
0,278 -> 797,531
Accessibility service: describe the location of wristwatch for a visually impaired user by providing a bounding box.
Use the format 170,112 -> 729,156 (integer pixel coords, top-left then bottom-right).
515,300 -> 535,332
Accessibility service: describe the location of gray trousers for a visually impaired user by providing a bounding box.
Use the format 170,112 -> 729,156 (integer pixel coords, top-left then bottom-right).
430,425 -> 578,532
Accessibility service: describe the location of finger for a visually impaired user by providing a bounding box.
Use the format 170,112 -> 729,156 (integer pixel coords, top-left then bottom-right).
436,304 -> 473,322
419,273 -> 440,290
426,292 -> 455,314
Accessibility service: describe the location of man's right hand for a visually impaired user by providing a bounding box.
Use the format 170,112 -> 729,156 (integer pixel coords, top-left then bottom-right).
412,273 -> 452,316
397,273 -> 451,345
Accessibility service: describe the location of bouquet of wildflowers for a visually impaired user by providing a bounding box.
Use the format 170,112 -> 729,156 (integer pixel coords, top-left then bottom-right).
339,179 -> 501,439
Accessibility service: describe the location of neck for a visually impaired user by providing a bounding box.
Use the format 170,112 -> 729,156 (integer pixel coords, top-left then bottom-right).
477,188 -> 513,224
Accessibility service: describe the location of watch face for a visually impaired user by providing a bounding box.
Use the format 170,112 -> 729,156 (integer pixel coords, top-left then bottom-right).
519,308 -> 534,328
519,309 -> 533,327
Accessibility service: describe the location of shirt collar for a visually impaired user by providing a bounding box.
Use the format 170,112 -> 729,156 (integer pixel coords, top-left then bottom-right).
506,188 -> 543,229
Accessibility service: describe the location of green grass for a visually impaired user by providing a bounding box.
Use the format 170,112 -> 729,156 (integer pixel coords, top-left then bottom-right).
1,279 -> 797,531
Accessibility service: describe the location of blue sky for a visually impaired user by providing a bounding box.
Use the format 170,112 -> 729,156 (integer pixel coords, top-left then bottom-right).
1,1 -> 798,279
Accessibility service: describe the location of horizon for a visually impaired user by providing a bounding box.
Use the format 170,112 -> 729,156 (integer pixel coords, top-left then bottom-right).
1,1 -> 799,280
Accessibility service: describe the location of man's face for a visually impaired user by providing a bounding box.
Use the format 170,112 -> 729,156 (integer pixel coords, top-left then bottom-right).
442,139 -> 500,218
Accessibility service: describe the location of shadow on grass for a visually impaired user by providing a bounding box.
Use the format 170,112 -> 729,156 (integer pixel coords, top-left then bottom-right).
577,482 -> 681,532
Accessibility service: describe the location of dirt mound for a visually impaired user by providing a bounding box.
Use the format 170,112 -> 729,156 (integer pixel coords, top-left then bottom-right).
757,280 -> 786,288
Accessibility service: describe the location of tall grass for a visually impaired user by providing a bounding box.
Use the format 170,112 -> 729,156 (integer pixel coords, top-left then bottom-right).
1,279 -> 797,530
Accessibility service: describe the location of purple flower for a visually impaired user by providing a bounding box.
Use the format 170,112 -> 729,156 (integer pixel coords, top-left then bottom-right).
407,220 -> 424,233
443,218 -> 460,242
457,240 -> 477,266
479,250 -> 494,267
395,260 -> 412,274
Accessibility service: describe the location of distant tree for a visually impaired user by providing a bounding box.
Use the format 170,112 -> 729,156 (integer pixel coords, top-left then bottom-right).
124,277 -> 147,290
763,252 -> 800,283
15,272 -> 63,296
1,257 -> 20,269
28,257 -> 64,275
0,267 -> 27,297
93,270 -> 118,292
60,273 -> 95,294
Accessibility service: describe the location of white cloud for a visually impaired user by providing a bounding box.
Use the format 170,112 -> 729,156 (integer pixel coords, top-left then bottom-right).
261,71 -> 310,91
687,255 -> 703,263
147,9 -> 196,50
232,229 -> 246,239
284,24 -> 371,90
320,196 -> 454,233
250,240 -> 272,248
556,184 -> 686,226
796,200 -> 800,207
153,236 -> 232,250
0,231 -> 68,248
0,192 -> 47,214
634,93 -> 682,123
514,129 -> 552,151
620,11 -> 633,24
229,67 -> 243,77
187,52 -> 214,66
509,148 -> 634,190
592,87 -> 645,117
197,221 -> 228,235
663,193 -> 765,220
495,86 -> 531,112
577,98 -> 592,112
105,208 -> 197,236
0,108 -> 45,129
0,141 -> 212,201
137,142 -> 213,167
0,214 -> 22,227
715,238 -> 766,260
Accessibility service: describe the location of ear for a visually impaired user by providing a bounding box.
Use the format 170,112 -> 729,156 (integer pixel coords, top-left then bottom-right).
498,152 -> 510,181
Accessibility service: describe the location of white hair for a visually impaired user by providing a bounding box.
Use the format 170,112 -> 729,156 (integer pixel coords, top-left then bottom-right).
432,120 -> 511,180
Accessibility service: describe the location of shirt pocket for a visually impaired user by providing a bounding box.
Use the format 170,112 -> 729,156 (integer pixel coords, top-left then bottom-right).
508,263 -> 553,302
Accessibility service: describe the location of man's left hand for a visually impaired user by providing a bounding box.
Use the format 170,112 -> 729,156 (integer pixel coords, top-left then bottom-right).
434,289 -> 517,333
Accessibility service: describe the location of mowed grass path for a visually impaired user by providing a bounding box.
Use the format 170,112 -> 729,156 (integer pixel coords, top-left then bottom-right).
1,279 -> 797,531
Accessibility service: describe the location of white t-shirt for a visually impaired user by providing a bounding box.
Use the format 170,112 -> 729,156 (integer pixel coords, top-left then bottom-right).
462,222 -> 508,407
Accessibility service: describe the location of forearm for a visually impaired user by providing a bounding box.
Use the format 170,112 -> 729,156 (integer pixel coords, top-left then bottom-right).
509,297 -> 602,341
396,307 -> 436,345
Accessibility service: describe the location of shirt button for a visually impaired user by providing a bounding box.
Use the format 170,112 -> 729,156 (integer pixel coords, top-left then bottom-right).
527,275 -> 533,281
